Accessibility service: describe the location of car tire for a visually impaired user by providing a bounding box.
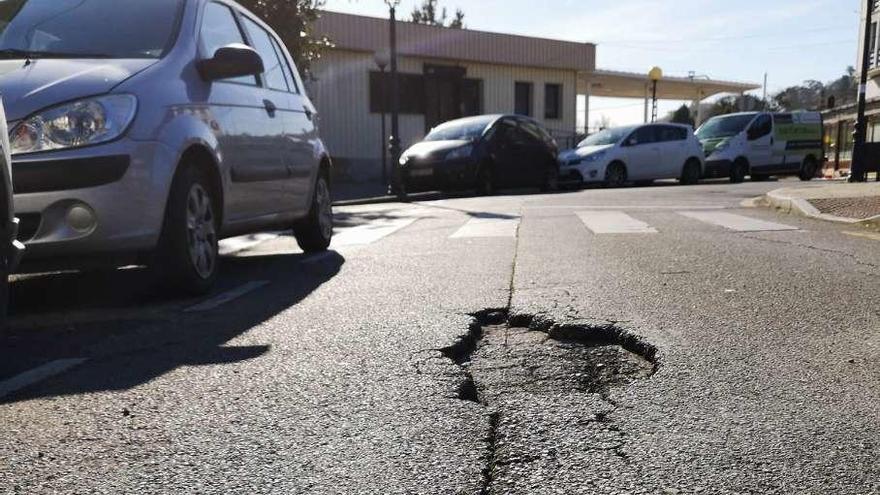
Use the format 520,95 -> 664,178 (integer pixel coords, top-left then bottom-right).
477,163 -> 495,196
799,157 -> 818,182
680,158 -> 701,185
730,158 -> 748,184
541,162 -> 560,192
0,255 -> 8,331
294,172 -> 333,253
604,161 -> 628,188
155,164 -> 220,296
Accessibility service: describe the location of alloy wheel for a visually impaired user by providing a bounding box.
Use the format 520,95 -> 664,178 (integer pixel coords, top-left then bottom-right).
186,184 -> 217,280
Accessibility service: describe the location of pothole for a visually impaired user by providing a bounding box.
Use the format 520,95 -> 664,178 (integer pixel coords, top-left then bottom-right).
441,310 -> 658,405
438,310 -> 659,493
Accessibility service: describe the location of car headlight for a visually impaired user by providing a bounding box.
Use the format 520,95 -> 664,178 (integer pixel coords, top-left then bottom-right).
712,142 -> 729,154
565,158 -> 583,166
10,94 -> 137,155
399,155 -> 409,166
445,144 -> 473,161
584,151 -> 607,162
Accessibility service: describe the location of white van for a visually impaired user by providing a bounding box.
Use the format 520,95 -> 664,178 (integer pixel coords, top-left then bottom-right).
697,112 -> 824,183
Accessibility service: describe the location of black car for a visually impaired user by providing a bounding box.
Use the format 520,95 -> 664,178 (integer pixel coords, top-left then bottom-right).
399,115 -> 560,195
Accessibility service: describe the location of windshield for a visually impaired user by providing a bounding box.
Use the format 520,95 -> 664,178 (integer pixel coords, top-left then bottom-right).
696,114 -> 756,140
578,127 -> 634,147
425,117 -> 494,142
0,0 -> 184,59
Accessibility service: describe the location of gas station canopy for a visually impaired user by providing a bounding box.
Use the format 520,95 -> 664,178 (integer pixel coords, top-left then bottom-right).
579,69 -> 761,100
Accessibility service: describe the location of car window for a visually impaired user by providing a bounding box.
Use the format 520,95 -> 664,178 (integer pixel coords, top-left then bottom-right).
629,126 -> 657,146
658,126 -> 687,142
270,36 -> 299,94
241,16 -> 289,92
0,0 -> 185,59
200,2 -> 256,85
749,114 -> 773,140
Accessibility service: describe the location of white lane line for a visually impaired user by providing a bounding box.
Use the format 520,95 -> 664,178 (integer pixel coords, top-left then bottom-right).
450,215 -> 520,239
185,281 -> 270,312
678,211 -> 800,232
331,217 -> 418,247
576,211 -> 658,234
0,358 -> 88,400
219,233 -> 280,255
527,205 -> 728,210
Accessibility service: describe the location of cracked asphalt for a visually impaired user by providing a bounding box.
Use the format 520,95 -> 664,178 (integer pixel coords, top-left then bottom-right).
1,178 -> 879,494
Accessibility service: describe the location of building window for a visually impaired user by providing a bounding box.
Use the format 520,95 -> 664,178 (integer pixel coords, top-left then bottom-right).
515,82 -> 533,117
544,83 -> 562,120
870,22 -> 878,68
369,71 -> 426,114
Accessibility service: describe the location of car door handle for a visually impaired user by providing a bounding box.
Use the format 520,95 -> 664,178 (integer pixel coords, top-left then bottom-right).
263,99 -> 277,116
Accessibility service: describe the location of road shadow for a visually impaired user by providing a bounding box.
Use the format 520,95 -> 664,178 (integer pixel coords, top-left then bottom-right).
0,251 -> 345,404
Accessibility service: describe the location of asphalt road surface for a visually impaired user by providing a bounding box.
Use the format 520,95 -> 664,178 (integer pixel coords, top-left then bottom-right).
1,179 -> 878,494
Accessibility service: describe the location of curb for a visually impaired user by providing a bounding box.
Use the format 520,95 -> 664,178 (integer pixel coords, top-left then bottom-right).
763,188 -> 880,226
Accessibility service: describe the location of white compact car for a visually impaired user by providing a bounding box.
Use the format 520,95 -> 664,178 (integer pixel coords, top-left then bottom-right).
559,124 -> 705,187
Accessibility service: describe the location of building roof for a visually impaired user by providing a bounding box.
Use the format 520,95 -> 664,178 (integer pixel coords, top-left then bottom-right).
581,69 -> 761,100
315,10 -> 596,72
315,11 -> 760,101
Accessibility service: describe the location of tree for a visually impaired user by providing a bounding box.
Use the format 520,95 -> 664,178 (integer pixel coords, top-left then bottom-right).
667,104 -> 694,126
411,0 -> 465,29
236,0 -> 333,77
771,68 -> 857,112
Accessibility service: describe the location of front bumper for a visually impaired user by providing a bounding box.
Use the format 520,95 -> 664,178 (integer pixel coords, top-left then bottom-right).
12,138 -> 178,261
560,162 -> 604,183
703,159 -> 733,179
402,158 -> 477,192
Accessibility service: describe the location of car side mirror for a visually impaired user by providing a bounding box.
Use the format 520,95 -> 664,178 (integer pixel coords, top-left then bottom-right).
198,43 -> 264,81
625,137 -> 638,147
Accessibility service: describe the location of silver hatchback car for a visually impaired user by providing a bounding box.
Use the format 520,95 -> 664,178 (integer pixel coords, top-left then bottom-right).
1,0 -> 333,294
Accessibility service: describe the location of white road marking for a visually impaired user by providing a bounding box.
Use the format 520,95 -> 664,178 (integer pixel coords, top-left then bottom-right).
0,358 -> 88,400
185,281 -> 270,312
219,233 -> 281,255
576,211 -> 658,234
331,217 -> 418,247
678,211 -> 799,232
528,205 -> 728,210
450,214 -> 520,238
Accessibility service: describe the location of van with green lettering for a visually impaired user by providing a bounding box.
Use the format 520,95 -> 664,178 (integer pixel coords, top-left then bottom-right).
696,111 -> 823,183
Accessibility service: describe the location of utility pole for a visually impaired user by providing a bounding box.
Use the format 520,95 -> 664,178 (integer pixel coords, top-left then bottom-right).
385,0 -> 406,199
762,72 -> 768,110
374,52 -> 390,190
851,0 -> 874,183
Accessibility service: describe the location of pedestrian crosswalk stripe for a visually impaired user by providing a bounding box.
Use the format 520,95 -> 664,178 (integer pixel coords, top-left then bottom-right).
576,211 -> 658,234
677,211 -> 799,232
450,214 -> 520,238
331,217 -> 418,247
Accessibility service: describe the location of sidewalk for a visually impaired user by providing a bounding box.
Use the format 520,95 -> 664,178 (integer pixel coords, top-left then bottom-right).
762,181 -> 880,226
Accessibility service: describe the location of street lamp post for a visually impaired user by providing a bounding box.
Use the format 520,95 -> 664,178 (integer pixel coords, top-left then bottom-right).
385,0 -> 406,199
649,67 -> 663,123
851,0 -> 874,183
374,52 -> 390,190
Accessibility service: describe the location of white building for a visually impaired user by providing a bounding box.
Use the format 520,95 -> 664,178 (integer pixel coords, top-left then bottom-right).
311,11 -> 757,182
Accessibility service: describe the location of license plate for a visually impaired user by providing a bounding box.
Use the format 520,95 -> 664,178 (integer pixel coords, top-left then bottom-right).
410,168 -> 433,178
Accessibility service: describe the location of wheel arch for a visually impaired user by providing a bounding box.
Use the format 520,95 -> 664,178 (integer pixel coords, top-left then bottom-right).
171,144 -> 225,228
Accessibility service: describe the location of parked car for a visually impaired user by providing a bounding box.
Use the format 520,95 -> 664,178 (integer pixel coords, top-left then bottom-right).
0,0 -> 333,294
399,115 -> 560,195
697,111 -> 824,183
558,123 -> 705,187
0,97 -> 25,321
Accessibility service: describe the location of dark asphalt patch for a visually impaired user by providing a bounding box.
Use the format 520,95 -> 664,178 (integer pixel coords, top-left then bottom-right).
439,310 -> 658,494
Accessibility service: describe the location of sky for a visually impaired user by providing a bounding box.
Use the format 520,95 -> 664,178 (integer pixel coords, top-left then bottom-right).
322,0 -> 861,129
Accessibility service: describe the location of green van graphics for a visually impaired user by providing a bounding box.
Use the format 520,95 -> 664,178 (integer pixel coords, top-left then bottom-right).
696,112 -> 823,183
